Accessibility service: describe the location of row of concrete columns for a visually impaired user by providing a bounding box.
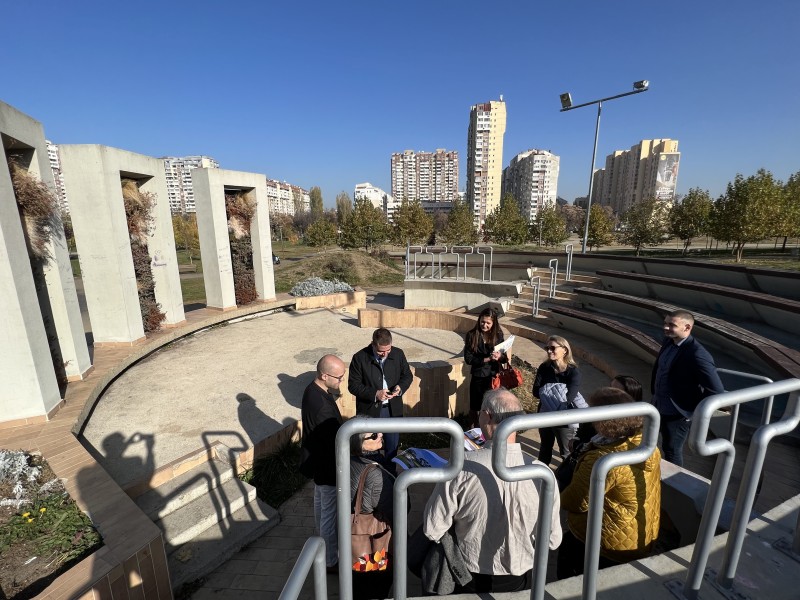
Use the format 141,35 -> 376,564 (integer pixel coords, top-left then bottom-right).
1,100 -> 275,426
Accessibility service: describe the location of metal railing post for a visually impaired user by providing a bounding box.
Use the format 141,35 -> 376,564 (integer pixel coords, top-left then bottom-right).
451,246 -> 474,280
424,246 -> 447,279
278,536 -> 327,600
493,404 -> 659,600
680,379 -> 800,599
336,417 -> 465,600
530,276 -> 541,317
565,244 -> 574,281
476,246 -> 494,281
717,383 -> 800,590
548,258 -> 558,298
406,245 -> 423,279
716,368 -> 774,442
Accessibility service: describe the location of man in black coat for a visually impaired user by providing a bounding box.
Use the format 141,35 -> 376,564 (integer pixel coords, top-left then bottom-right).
348,328 -> 413,463
651,310 -> 724,466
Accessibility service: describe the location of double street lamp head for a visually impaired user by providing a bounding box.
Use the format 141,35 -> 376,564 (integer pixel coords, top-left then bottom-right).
559,80 -> 650,111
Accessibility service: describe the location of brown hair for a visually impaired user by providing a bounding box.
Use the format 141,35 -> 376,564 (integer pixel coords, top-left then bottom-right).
548,335 -> 577,367
589,387 -> 642,438
372,328 -> 392,346
467,307 -> 501,353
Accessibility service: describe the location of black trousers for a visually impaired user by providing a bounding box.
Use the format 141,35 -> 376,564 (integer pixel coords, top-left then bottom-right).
556,530 -> 620,580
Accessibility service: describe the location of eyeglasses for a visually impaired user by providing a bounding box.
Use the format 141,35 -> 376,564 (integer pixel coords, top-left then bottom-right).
544,346 -> 562,352
324,372 -> 345,382
364,433 -> 381,440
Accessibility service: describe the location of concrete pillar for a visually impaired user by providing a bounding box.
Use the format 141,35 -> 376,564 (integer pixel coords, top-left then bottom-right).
193,168 -> 275,309
60,145 -> 185,344
0,102 -> 67,424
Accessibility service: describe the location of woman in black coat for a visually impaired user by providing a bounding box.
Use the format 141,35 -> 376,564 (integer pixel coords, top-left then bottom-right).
463,308 -> 508,428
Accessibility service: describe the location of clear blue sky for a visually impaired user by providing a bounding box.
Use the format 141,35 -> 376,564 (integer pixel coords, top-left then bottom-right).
4,1 -> 799,207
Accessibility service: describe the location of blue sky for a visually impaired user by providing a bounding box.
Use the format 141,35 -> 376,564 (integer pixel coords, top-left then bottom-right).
4,1 -> 799,207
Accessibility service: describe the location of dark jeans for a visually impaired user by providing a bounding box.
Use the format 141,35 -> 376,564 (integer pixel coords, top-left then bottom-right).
660,414 -> 691,467
538,426 -> 574,466
557,530 -> 619,580
379,405 -> 400,464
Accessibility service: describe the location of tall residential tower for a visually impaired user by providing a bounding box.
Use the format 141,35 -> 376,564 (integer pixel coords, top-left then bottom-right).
466,98 -> 506,227
390,149 -> 459,204
161,155 -> 219,213
502,149 -> 560,223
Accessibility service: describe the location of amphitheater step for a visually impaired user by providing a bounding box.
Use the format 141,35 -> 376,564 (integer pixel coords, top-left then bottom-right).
168,497 -> 279,591
158,476 -> 259,549
135,458 -> 235,521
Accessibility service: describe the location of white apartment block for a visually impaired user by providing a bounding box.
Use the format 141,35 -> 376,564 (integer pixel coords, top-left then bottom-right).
46,140 -> 69,213
354,182 -> 397,221
502,149 -> 560,223
591,139 -> 680,214
162,155 -> 219,213
390,149 -> 459,204
467,98 -> 506,227
266,179 -> 310,216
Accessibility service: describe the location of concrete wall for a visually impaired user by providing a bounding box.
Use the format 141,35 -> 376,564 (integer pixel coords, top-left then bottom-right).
405,279 -> 522,311
60,145 -> 185,343
192,168 -> 275,309
1,101 -> 90,425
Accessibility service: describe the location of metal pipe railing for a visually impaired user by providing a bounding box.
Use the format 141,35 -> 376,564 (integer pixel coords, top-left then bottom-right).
406,245 -> 423,279
451,246 -> 474,280
424,245 -> 447,279
681,378 -> 800,599
717,368 -> 775,441
335,417 -> 465,600
494,404 -> 660,600
530,276 -> 541,317
548,258 -> 558,298
565,244 -> 574,281
476,246 -> 494,281
278,536 -> 327,600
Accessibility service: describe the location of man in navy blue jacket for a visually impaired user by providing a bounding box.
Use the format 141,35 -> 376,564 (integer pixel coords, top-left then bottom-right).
348,328 -> 413,464
651,310 -> 724,466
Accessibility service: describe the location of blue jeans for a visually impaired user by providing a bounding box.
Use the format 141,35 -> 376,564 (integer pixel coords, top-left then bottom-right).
379,405 -> 400,464
660,414 -> 691,467
314,484 -> 338,567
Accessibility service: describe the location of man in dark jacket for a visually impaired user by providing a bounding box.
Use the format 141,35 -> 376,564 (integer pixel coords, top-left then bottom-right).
348,328 -> 413,463
300,354 -> 346,570
651,310 -> 724,466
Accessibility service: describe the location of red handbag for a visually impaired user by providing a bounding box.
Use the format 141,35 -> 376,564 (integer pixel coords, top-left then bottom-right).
491,364 -> 523,390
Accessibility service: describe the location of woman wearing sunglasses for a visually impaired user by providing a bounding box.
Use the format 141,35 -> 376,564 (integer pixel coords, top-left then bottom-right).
350,425 -> 396,598
533,335 -> 584,466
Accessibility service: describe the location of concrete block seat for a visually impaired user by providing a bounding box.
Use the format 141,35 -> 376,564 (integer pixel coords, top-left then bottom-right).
595,269 -> 800,338
574,287 -> 800,381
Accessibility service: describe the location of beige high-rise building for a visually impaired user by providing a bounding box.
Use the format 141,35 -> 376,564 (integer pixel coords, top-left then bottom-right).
162,155 -> 219,213
467,98 -> 506,227
502,149 -> 560,224
390,149 -> 459,204
591,139 -> 680,214
266,179 -> 310,216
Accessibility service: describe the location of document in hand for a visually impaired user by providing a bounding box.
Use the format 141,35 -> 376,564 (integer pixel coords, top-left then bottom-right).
493,334 -> 515,354
463,428 -> 486,451
392,448 -> 448,470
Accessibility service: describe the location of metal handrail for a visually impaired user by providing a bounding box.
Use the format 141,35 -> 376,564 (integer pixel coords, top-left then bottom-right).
451,246 -> 474,280
530,275 -> 541,317
493,404 -> 660,600
565,244 -> 574,281
424,245 -> 447,279
278,536 -> 327,600
548,258 -> 558,298
406,245 -> 423,279
412,249 -> 426,279
680,378 -> 800,599
716,368 -> 774,442
476,246 -> 494,281
335,417 -> 465,600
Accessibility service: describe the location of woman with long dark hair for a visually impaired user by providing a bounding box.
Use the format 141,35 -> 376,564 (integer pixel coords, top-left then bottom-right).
463,308 -> 507,428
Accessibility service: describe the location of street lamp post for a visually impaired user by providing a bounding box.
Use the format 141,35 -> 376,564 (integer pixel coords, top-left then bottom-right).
560,81 -> 650,254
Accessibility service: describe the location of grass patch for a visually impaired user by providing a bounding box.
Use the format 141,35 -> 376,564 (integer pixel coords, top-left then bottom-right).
70,258 -> 80,277
240,441 -> 308,508
180,277 -> 207,304
274,249 -> 405,293
510,355 -> 539,414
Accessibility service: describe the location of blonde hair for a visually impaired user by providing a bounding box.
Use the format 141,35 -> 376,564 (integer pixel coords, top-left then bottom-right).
549,335 -> 577,367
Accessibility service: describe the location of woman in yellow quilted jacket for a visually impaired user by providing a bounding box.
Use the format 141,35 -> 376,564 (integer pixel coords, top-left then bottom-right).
557,386 -> 661,579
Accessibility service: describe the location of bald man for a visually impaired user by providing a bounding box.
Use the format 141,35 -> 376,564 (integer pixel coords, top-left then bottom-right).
300,354 -> 346,571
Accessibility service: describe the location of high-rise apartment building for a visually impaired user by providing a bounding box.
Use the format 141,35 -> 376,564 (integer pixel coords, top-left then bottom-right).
266,179 -> 310,216
390,149 -> 459,204
46,140 -> 69,213
354,182 -> 397,221
591,139 -> 680,214
162,155 -> 220,213
501,149 -> 560,223
466,98 -> 506,227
